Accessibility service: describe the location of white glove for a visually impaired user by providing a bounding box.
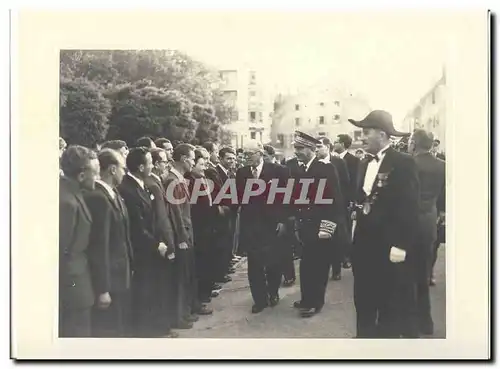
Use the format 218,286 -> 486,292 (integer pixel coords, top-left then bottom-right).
389,246 -> 406,263
158,242 -> 168,257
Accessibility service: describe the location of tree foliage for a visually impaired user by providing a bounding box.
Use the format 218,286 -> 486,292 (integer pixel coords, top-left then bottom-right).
60,49 -> 234,146
59,77 -> 111,147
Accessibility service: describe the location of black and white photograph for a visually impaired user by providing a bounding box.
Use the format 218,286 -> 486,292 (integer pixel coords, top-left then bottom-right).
11,8 -> 490,360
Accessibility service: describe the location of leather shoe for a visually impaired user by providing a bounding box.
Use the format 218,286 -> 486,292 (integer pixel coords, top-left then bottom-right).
164,331 -> 179,338
227,267 -> 236,274
293,301 -> 303,309
212,283 -> 222,290
211,290 -> 220,298
269,295 -> 280,307
196,304 -> 213,315
185,314 -> 199,323
331,273 -> 342,281
283,278 -> 296,287
173,320 -> 193,329
300,307 -> 320,318
251,303 -> 268,314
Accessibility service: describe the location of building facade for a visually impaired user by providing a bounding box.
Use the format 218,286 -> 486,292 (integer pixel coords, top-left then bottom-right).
402,69 -> 447,152
271,88 -> 371,157
219,69 -> 273,149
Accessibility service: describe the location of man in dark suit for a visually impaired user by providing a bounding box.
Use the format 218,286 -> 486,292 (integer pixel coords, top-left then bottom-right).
236,140 -> 289,313
408,129 -> 446,336
334,134 -> 361,268
84,149 -> 133,337
164,144 -> 199,329
316,136 -> 350,281
215,147 -> 239,275
291,132 -> 348,318
59,145 -> 100,337
117,148 -> 170,337
349,110 -> 420,338
144,148 -> 183,335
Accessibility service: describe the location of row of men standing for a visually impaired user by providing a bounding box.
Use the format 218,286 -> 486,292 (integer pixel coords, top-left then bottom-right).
59,137 -> 242,338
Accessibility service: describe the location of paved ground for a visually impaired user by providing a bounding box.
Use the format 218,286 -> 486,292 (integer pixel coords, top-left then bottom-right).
179,246 -> 446,338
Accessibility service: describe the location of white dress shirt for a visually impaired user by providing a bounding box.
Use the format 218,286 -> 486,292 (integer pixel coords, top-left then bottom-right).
362,143 -> 391,196
217,163 -> 229,177
319,154 -> 330,164
252,160 -> 264,178
339,150 -> 348,159
96,179 -> 116,199
128,173 -> 145,190
304,156 -> 316,172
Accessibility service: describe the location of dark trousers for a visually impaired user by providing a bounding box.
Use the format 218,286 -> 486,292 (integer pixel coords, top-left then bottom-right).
91,290 -> 132,337
214,218 -> 234,280
59,306 -> 92,337
282,242 -> 296,281
131,264 -> 172,337
329,242 -> 343,277
174,248 -> 198,324
299,239 -> 331,309
195,243 -> 215,302
352,247 -> 418,338
247,252 -> 282,306
414,211 -> 437,332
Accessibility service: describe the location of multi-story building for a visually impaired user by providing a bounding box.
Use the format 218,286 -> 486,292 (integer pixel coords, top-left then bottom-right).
219,69 -> 273,148
402,68 -> 447,152
271,88 -> 371,157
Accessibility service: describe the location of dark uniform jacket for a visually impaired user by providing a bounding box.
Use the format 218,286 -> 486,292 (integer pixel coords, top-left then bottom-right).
354,147 -> 420,255
59,177 -> 95,310
291,158 -> 348,245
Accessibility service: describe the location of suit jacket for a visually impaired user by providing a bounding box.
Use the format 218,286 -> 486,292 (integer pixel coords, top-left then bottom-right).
354,147 -> 420,254
185,173 -> 218,246
291,158 -> 348,245
164,170 -> 194,248
84,182 -> 133,295
342,151 -> 360,204
117,175 -> 158,268
330,155 -> 350,208
144,174 -> 176,254
59,177 -> 94,310
236,162 -> 289,262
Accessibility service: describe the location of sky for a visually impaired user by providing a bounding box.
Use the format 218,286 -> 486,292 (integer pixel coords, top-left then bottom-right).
169,12 -> 452,127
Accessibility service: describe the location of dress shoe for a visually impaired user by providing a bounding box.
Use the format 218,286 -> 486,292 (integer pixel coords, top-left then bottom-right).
211,290 -> 220,298
429,278 -> 436,286
164,331 -> 180,338
342,261 -> 351,269
218,275 -> 232,283
269,295 -> 280,307
251,303 -> 268,314
196,304 -> 213,315
300,307 -> 321,318
283,278 -> 296,287
173,321 -> 193,329
185,314 -> 199,323
227,267 -> 236,274
212,283 -> 222,290
331,273 -> 342,281
293,301 -> 303,309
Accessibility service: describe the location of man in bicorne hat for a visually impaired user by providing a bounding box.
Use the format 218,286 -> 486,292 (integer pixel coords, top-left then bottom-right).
291,131 -> 348,318
349,110 -> 420,338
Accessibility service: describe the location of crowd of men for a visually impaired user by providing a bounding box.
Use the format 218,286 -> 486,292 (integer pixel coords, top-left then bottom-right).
59,109 -> 446,339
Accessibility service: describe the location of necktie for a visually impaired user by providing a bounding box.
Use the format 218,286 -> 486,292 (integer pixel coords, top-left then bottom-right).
366,154 -> 379,163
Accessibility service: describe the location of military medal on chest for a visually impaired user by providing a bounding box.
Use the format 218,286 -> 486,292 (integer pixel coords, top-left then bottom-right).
362,201 -> 371,215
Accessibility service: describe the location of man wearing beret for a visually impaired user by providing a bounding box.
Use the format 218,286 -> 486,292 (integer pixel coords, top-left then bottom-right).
349,110 -> 420,338
291,131 -> 348,318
